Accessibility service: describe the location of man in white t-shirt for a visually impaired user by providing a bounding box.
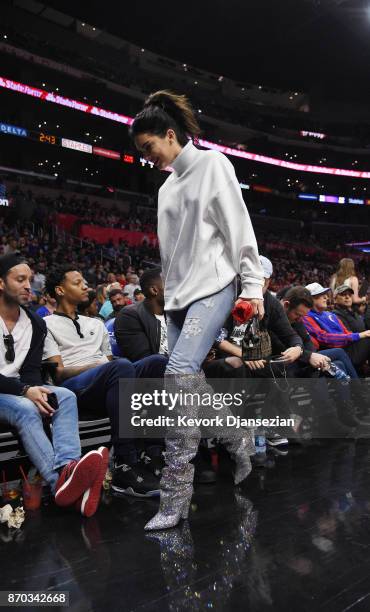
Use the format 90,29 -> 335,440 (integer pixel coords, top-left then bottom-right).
43,266 -> 167,499
0,254 -> 107,517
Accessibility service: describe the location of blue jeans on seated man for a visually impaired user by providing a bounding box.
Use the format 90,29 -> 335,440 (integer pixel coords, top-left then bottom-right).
62,355 -> 168,465
0,386 -> 80,493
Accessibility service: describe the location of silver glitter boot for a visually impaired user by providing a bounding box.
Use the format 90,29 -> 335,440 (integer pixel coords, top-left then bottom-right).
223,437 -> 253,485
189,371 -> 255,485
145,374 -> 201,531
144,438 -> 199,530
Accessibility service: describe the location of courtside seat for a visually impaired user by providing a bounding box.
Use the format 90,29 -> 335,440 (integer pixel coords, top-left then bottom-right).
0,416 -> 111,475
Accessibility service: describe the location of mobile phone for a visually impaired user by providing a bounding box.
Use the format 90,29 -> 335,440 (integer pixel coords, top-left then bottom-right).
268,355 -> 288,364
47,392 -> 59,411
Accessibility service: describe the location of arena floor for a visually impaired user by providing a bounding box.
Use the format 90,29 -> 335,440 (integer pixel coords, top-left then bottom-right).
2,439 -> 370,612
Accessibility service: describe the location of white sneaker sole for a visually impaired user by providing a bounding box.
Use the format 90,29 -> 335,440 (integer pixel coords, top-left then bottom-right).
266,438 -> 289,447
55,450 -> 101,505
111,485 -> 160,498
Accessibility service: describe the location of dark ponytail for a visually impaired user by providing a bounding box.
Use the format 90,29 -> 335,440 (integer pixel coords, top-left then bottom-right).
129,90 -> 201,146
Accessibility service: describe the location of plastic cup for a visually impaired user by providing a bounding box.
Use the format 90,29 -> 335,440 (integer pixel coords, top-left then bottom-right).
22,481 -> 42,511
2,482 -> 21,503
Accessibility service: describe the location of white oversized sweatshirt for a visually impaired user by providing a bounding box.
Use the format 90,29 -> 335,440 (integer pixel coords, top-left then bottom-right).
158,141 -> 264,311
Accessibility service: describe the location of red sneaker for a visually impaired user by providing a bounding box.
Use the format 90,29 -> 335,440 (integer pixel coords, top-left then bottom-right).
76,447 -> 109,518
55,450 -> 102,507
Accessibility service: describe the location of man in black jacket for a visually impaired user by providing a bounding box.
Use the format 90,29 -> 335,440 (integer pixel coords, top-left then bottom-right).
278,286 -> 359,378
115,268 -> 168,362
279,285 -> 367,430
333,285 -> 368,333
0,254 -> 107,517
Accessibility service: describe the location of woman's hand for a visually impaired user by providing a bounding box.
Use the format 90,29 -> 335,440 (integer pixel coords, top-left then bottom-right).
245,360 -> 266,371
235,298 -> 265,320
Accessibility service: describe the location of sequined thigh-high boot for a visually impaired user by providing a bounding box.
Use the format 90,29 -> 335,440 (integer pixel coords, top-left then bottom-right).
144,371 -> 255,531
194,371 -> 255,485
144,374 -> 201,531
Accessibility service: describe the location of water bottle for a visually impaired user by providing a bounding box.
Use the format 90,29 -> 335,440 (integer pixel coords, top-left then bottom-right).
326,362 -> 351,384
255,429 -> 266,454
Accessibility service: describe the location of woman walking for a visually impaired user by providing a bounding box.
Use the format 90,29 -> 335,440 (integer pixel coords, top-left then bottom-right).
130,91 -> 264,530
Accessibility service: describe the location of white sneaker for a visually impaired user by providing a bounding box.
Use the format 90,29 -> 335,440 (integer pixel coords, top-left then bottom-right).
266,433 -> 289,447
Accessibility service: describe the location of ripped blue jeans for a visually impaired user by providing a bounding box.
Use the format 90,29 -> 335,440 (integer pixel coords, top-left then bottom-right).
166,282 -> 235,374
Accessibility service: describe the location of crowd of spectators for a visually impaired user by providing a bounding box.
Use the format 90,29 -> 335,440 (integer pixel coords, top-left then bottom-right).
52,194 -> 157,233
1,164 -> 370,526
1,241 -> 370,513
5,184 -> 156,232
2,184 -> 369,299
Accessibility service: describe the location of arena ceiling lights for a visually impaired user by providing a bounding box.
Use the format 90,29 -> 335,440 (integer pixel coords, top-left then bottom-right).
1,76 -> 370,180
198,138 -> 370,179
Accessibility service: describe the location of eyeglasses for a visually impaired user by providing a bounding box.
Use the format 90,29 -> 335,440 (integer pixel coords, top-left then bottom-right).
3,334 -> 15,363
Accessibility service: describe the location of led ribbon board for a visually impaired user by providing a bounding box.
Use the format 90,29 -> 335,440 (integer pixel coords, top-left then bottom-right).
1,77 -> 369,179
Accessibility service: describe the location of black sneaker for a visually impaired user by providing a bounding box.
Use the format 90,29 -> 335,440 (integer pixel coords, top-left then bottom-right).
268,445 -> 289,457
140,451 -> 165,478
111,463 -> 160,498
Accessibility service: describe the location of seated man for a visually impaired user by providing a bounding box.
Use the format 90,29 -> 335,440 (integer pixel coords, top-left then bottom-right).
36,289 -> 56,318
215,256 -> 304,375
43,265 -> 167,498
99,282 -> 127,320
333,285 -> 368,334
77,289 -> 102,319
210,256 -> 304,448
133,288 -> 145,303
303,282 -> 370,373
278,285 -> 358,379
124,273 -> 141,301
0,254 -> 107,517
105,288 -> 129,321
279,285 -> 366,429
114,267 -> 168,362
355,301 -> 370,329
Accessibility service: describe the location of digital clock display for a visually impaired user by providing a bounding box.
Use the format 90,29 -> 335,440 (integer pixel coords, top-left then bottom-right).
39,132 -> 57,145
